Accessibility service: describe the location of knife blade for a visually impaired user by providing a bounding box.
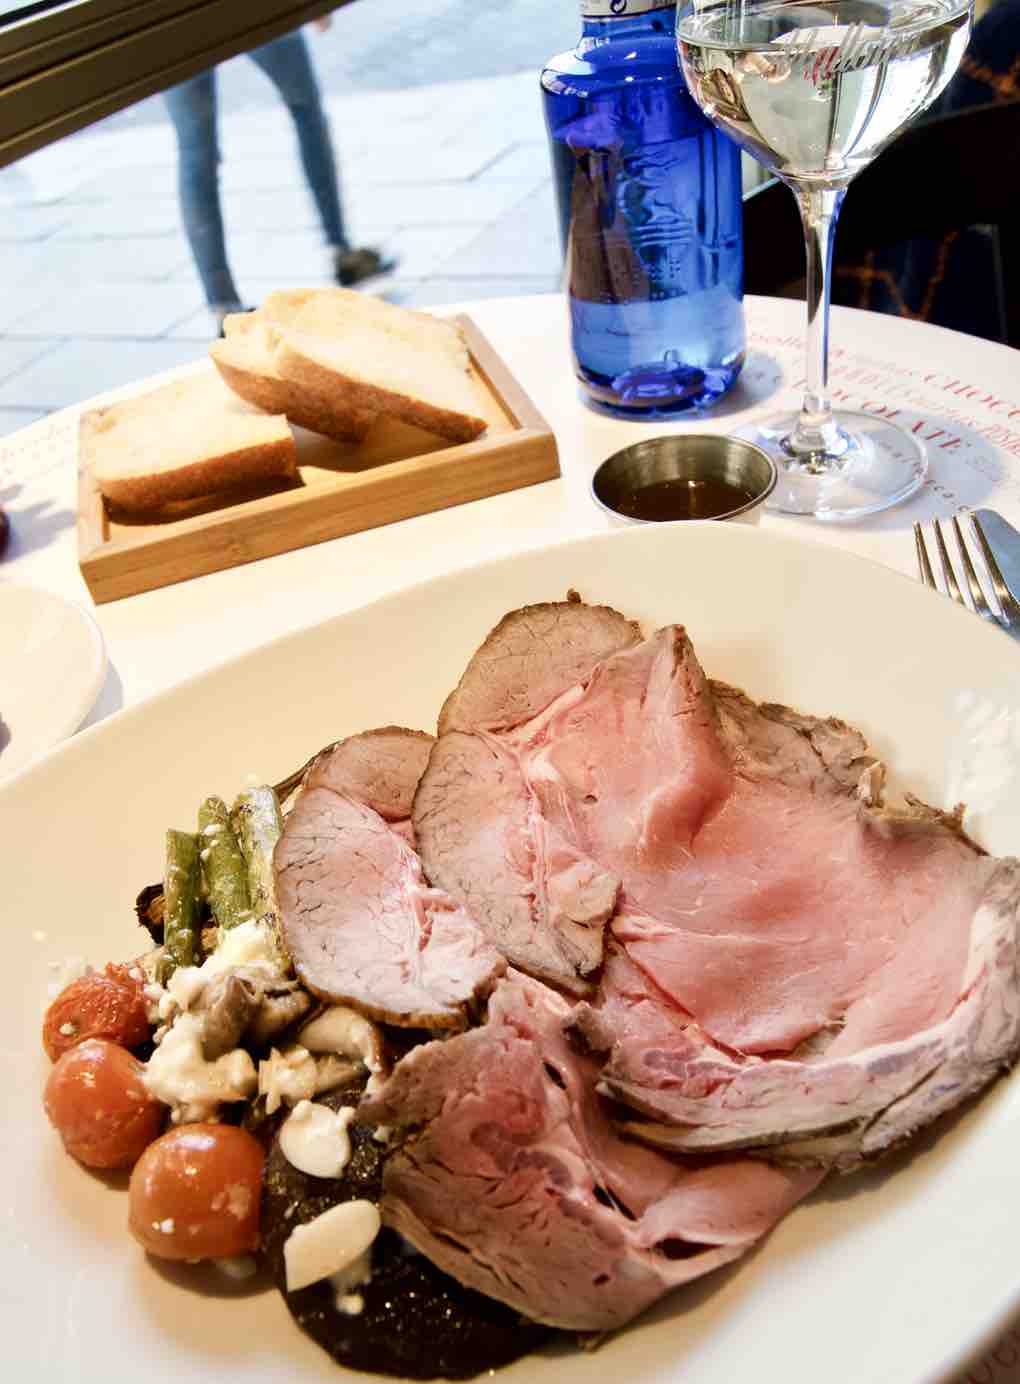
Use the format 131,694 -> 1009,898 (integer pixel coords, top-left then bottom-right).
973,509 -> 1020,611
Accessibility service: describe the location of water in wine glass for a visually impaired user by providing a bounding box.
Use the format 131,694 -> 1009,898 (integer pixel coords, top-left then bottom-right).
678,0 -> 971,185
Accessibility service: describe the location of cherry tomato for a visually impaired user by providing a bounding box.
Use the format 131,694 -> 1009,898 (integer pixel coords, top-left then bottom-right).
128,1124 -> 264,1261
42,964 -> 151,1062
44,1038 -> 164,1169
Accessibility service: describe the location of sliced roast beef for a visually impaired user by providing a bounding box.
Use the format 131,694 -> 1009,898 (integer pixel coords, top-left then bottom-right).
276,786 -> 504,1029
358,970 -> 820,1333
414,727 -> 619,992
597,857 -> 1020,1168
436,596 -> 641,735
304,727 -> 434,845
416,609 -> 1020,1168
534,628 -> 1020,1166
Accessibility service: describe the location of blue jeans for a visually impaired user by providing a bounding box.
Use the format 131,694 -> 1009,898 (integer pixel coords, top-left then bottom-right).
164,31 -> 348,307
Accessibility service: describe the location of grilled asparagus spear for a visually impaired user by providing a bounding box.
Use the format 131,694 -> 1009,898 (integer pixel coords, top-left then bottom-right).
161,828 -> 200,979
231,786 -> 287,960
198,795 -> 253,933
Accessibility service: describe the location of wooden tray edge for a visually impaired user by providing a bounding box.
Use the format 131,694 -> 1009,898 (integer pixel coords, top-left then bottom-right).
79,313 -> 561,604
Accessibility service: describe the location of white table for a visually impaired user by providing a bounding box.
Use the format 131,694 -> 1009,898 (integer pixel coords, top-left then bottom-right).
3,293 -> 1019,731
4,292 -> 1020,1382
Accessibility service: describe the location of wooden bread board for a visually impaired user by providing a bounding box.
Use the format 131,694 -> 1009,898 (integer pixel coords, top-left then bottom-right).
78,314 -> 560,604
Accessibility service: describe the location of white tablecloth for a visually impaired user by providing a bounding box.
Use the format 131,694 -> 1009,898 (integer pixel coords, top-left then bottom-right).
3,292 -> 1020,1382
4,293 -> 1019,728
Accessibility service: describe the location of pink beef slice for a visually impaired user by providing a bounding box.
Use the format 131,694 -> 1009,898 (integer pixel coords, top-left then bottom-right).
413,728 -> 620,991
437,597 -> 641,735
358,970 -> 818,1333
275,785 -> 505,1030
303,727 -> 434,846
416,598 -> 640,991
527,626 -> 1020,1167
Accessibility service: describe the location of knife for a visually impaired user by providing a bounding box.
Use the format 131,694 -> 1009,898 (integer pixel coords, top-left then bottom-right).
972,509 -> 1020,612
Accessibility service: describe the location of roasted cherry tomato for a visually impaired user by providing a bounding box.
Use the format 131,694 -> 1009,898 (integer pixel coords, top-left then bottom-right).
42,963 -> 151,1061
128,1124 -> 264,1261
44,1038 -> 164,1169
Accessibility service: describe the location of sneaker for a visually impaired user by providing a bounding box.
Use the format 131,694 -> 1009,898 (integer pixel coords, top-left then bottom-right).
333,246 -> 398,288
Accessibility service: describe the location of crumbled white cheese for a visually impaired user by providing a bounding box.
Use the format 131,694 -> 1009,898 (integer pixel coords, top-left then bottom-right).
283,1200 -> 380,1294
154,1218 -> 175,1235
159,964 -> 208,1020
58,1023 -> 76,1037
258,1046 -> 319,1114
201,918 -> 276,975
144,1012 -> 257,1123
280,1100 -> 357,1179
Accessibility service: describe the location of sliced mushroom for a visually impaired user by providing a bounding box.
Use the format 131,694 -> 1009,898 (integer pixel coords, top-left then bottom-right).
195,966 -> 313,1061
298,1005 -> 388,1084
200,972 -> 260,1060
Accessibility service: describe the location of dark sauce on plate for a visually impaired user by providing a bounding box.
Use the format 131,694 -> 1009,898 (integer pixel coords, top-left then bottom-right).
615,476 -> 756,521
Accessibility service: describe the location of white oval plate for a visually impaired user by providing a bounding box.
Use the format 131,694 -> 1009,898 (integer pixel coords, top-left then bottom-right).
4,523 -> 1019,1384
0,582 -> 106,778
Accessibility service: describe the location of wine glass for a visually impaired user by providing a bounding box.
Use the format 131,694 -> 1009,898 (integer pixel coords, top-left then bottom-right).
676,0 -> 973,520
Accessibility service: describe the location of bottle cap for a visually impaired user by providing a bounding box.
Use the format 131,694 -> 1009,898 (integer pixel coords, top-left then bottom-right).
581,0 -> 675,16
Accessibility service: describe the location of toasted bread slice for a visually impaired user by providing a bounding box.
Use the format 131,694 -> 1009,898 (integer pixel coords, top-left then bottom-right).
262,289 -> 489,444
210,313 -> 377,443
81,370 -> 297,512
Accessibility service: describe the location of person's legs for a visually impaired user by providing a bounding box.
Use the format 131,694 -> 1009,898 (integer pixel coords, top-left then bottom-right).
248,31 -> 348,249
163,70 -> 243,310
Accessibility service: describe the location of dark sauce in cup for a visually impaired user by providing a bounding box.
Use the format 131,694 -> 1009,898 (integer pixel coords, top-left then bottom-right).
614,476 -> 757,522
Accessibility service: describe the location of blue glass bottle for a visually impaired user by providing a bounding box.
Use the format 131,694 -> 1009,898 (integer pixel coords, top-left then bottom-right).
541,0 -> 745,417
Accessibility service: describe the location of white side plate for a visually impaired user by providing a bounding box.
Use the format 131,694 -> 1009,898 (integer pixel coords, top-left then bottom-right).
0,582 -> 106,778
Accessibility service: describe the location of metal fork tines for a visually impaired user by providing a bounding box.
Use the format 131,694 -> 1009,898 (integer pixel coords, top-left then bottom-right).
914,513 -> 1020,643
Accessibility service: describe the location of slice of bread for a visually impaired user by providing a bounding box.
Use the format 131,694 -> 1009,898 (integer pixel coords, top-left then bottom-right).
81,370 -> 297,512
262,288 -> 489,444
210,313 -> 377,443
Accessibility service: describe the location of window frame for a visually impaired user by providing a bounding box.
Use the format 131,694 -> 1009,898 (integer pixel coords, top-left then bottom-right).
0,0 -> 354,168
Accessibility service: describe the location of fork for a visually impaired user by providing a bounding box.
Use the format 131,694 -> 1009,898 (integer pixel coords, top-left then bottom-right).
914,514 -> 1020,644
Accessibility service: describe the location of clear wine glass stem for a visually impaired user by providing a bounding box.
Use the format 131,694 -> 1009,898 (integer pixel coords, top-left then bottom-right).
784,183 -> 847,467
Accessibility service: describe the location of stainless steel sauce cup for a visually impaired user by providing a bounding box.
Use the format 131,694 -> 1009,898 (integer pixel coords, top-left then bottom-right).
591,434 -> 777,526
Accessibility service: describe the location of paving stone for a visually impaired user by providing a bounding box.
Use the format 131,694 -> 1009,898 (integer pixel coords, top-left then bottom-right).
397,276 -> 561,308
0,203 -> 73,241
0,408 -> 50,438
48,198 -> 183,239
5,281 -> 203,339
0,338 -> 62,385
0,338 -> 205,410
0,248 -> 81,333
36,235 -> 192,282
160,228 -> 373,289
483,141 -> 553,182
436,182 -> 561,279
382,223 -> 490,280
344,142 -> 507,184
350,176 -> 546,230
57,161 -> 182,203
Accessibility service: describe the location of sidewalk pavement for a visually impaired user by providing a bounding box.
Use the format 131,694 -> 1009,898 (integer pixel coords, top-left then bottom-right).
0,69 -> 564,438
